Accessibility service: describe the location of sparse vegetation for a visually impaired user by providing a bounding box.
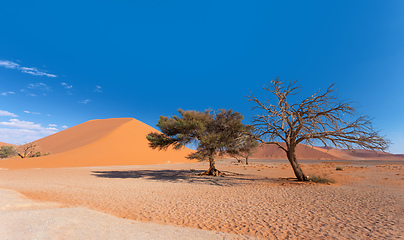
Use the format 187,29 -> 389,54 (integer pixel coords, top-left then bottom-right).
18,142 -> 49,158
309,175 -> 335,184
0,146 -> 17,159
226,126 -> 258,165
336,166 -> 344,171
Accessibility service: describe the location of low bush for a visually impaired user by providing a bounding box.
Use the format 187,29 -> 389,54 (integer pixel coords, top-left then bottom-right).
309,175 -> 335,184
0,146 -> 17,159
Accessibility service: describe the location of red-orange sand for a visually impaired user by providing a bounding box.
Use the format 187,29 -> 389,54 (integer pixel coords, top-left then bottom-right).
0,142 -> 14,147
0,118 -> 194,169
251,143 -> 404,161
0,118 -> 403,239
1,160 -> 403,239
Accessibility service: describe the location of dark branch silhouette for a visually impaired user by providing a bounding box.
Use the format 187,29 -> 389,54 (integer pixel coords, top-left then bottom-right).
248,78 -> 390,181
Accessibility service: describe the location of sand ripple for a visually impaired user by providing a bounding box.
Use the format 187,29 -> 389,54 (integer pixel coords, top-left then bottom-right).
0,161 -> 403,239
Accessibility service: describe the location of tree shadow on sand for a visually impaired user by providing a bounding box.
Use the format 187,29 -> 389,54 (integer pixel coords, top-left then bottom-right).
91,169 -> 267,187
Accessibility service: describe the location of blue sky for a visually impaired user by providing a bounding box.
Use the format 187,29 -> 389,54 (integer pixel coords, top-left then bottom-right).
0,1 -> 403,153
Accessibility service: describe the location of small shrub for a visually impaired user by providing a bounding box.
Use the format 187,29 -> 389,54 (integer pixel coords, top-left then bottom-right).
336,166 -> 344,171
0,146 -> 17,158
309,175 -> 335,184
30,152 -> 50,158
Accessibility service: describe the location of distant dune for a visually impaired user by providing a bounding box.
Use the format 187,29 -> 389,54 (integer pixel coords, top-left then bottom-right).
251,143 -> 342,160
0,118 -> 194,169
1,118 -> 402,170
250,143 -> 404,160
0,142 -> 14,147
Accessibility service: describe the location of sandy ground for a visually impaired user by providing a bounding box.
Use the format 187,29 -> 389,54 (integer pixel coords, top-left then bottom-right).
0,159 -> 403,239
0,189 -> 241,240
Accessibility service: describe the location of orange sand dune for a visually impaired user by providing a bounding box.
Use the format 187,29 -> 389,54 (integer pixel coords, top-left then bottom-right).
312,146 -> 404,160
251,143 -> 343,160
0,142 -> 14,147
34,118 -> 133,154
0,118 -> 194,169
251,143 -> 404,160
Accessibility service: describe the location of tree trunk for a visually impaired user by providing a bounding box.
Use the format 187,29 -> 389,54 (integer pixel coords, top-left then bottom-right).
245,156 -> 249,165
286,147 -> 308,181
201,153 -> 223,176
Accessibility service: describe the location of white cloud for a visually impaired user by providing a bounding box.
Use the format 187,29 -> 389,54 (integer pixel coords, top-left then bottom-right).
0,128 -> 41,145
0,119 -> 59,144
0,119 -> 44,130
49,124 -> 57,127
0,110 -> 18,117
27,82 -> 50,91
62,125 -> 68,129
24,110 -> 41,115
94,85 -> 102,93
28,94 -> 37,97
0,128 -> 57,145
78,99 -> 91,104
1,91 -> 15,96
61,82 -> 73,89
0,60 -> 19,69
0,60 -> 57,77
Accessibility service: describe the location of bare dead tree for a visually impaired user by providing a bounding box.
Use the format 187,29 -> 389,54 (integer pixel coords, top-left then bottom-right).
226,128 -> 258,165
17,142 -> 49,158
18,142 -> 37,158
248,78 -> 390,181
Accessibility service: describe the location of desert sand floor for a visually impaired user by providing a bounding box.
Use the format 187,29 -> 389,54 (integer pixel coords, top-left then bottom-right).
0,159 -> 403,239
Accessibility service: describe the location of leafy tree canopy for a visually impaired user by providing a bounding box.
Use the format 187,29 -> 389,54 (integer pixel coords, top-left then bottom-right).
147,109 -> 252,175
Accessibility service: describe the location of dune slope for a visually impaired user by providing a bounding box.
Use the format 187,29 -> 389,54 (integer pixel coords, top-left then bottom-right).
251,143 -> 343,160
0,118 -> 194,169
34,118 -> 133,154
0,142 -> 14,147
251,143 -> 404,160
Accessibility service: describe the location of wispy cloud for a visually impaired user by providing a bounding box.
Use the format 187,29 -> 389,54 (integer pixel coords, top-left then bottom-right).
0,60 -> 57,77
27,83 -> 50,91
61,82 -> 73,95
0,60 -> 19,69
0,110 -> 18,117
61,82 -> 73,89
24,110 -> 41,115
0,119 -> 45,130
1,91 -> 15,96
94,85 -> 102,93
20,83 -> 50,97
62,125 -> 68,129
0,119 -> 59,144
49,124 -> 57,127
78,99 -> 91,104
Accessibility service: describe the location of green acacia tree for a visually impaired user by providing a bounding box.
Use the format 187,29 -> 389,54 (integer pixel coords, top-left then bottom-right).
146,109 -> 251,176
